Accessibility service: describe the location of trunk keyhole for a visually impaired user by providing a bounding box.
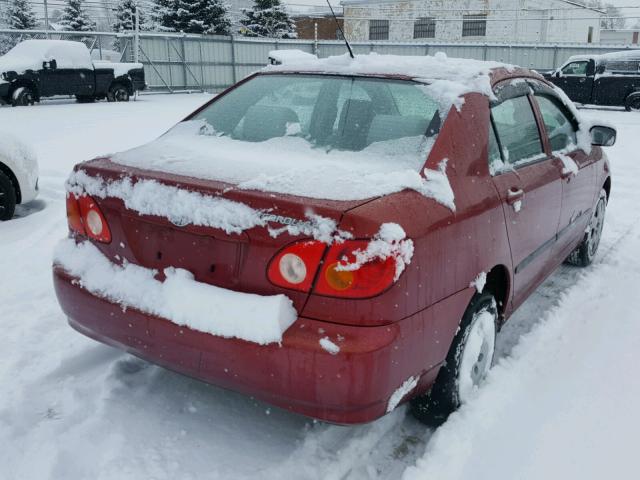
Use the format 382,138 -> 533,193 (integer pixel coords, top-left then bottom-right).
156,251 -> 163,260
210,264 -> 216,273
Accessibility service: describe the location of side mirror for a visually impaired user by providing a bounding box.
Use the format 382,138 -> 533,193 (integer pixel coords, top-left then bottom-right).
555,71 -> 561,78
43,59 -> 57,70
590,125 -> 616,147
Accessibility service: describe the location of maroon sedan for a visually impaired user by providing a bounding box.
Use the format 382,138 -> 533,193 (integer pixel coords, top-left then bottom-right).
53,54 -> 616,425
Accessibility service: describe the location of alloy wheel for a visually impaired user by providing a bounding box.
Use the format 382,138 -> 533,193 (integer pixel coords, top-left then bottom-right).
587,197 -> 606,259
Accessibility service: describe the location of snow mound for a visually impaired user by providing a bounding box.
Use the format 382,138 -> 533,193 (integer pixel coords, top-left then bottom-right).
387,376 -> 419,413
93,61 -> 143,78
268,211 -> 353,244
336,223 -> 414,281
319,337 -> 340,355
53,239 -> 298,345
68,170 -> 355,242
67,170 -> 266,235
0,39 -> 92,74
268,49 -> 317,65
470,271 -> 487,293
111,120 -> 455,206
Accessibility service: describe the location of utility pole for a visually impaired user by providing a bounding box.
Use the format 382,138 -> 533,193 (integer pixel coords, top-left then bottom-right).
44,0 -> 50,38
134,6 -> 140,64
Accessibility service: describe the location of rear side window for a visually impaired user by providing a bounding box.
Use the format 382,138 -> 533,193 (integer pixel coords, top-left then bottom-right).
491,96 -> 544,167
535,94 -> 578,152
604,60 -> 640,73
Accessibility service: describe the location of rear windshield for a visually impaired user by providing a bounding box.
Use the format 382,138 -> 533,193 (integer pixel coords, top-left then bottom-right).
191,74 -> 440,155
112,74 -> 443,201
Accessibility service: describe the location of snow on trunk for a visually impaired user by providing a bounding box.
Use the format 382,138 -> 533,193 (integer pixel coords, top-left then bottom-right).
54,239 -> 297,345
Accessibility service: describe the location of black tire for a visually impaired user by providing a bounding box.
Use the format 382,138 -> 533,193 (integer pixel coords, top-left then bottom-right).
11,86 -> 36,107
107,84 -> 130,102
411,292 -> 498,426
624,93 -> 640,112
76,95 -> 96,104
0,170 -> 17,221
566,189 -> 607,267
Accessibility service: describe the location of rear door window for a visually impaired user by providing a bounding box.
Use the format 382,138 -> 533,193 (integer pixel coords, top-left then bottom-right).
491,95 -> 545,167
534,94 -> 578,152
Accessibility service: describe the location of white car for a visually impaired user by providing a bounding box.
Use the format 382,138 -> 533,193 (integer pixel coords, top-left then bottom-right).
0,132 -> 38,220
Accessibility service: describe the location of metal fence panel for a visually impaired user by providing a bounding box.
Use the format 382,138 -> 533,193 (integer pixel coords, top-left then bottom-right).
1,29 -> 638,93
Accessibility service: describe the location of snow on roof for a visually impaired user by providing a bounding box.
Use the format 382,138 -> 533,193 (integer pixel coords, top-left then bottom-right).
268,49 -> 318,65
565,49 -> 640,64
0,40 -> 92,72
264,52 -> 511,109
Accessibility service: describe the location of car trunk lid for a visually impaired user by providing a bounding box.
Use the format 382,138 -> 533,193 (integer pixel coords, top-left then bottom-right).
73,158 -> 369,312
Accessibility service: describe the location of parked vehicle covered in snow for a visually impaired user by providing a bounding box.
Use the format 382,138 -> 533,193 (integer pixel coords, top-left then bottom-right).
0,132 -> 38,220
0,40 -> 145,106
53,53 -> 615,425
543,49 -> 640,111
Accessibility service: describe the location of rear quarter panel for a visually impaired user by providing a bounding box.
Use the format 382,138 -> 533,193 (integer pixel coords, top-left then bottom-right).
302,93 -> 513,326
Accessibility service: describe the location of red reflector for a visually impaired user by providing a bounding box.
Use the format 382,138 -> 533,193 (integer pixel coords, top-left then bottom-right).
314,240 -> 396,298
268,241 -> 326,292
66,193 -> 85,235
77,195 -> 112,243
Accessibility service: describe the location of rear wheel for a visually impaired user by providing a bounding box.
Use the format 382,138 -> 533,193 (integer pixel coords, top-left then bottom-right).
566,189 -> 607,267
0,170 -> 17,221
411,292 -> 498,426
624,93 -> 640,112
11,86 -> 35,107
107,84 -> 130,102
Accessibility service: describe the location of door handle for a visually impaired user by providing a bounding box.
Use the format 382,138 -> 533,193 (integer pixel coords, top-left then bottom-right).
507,188 -> 524,204
579,78 -> 586,83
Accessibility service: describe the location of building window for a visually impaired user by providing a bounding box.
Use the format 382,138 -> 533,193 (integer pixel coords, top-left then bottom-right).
369,20 -> 389,40
462,14 -> 487,37
414,17 -> 436,39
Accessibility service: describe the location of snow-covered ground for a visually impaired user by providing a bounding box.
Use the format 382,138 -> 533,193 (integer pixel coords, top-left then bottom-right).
1,96 -> 638,480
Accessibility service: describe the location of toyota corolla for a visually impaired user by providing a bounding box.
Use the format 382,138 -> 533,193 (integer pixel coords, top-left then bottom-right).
53,53 -> 615,425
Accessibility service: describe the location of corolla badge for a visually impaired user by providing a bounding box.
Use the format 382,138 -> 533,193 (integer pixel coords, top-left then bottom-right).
260,213 -> 312,228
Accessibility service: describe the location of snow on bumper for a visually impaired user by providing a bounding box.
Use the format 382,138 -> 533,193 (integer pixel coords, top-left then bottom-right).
53,238 -> 297,345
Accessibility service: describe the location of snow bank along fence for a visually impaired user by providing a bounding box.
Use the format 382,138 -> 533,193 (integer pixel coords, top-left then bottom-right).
1,28 -> 639,93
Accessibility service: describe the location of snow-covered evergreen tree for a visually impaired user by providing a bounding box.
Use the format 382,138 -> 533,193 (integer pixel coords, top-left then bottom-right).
5,0 -> 38,30
187,0 -> 231,35
59,0 -> 96,32
240,0 -> 296,39
153,0 -> 230,35
0,0 -> 38,55
113,0 -> 149,32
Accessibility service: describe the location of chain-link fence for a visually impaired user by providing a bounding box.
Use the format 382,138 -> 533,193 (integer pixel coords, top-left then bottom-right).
1,28 -> 638,93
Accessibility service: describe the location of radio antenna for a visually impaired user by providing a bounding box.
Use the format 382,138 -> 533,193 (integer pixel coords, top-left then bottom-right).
326,0 -> 354,59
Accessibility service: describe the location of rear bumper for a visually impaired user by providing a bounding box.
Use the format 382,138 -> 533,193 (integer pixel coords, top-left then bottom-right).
53,265 -> 467,424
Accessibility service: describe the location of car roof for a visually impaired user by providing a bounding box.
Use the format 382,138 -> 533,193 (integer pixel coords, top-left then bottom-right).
262,52 -> 545,103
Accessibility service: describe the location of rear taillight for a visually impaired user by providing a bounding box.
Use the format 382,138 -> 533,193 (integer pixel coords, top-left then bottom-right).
268,240 -> 398,298
66,193 -> 85,235
314,240 -> 397,298
66,193 -> 112,243
268,241 -> 326,292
